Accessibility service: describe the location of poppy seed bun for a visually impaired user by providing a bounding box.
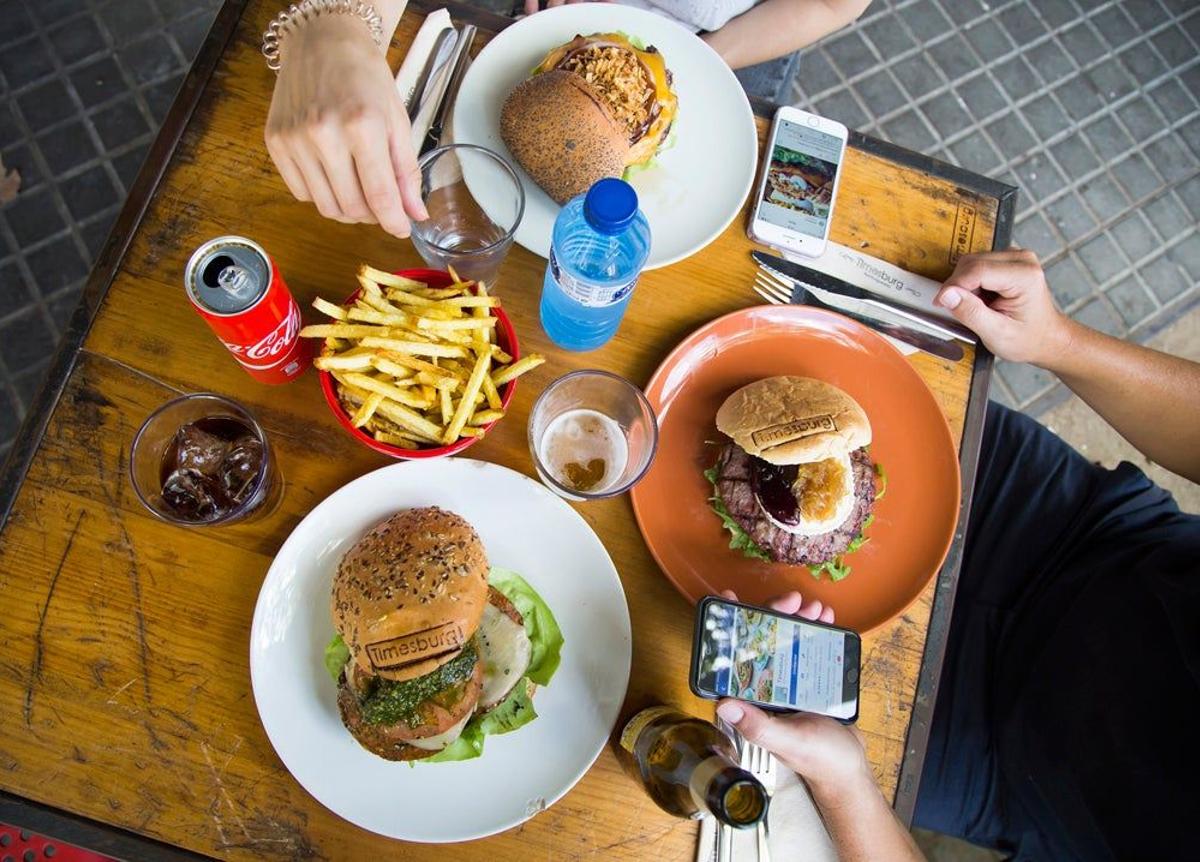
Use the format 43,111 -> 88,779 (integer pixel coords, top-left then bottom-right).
331,507 -> 489,683
716,377 -> 871,465
500,70 -> 629,204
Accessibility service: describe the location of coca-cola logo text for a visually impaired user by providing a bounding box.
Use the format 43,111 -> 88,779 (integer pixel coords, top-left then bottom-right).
220,303 -> 301,367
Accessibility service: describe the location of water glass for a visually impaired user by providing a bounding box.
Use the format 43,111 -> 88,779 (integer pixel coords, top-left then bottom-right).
528,370 -> 658,501
411,144 -> 524,289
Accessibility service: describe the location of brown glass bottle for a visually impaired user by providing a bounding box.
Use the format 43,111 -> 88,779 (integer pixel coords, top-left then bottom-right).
620,706 -> 769,829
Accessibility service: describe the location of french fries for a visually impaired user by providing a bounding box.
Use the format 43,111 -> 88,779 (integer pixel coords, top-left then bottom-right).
302,267 -> 546,449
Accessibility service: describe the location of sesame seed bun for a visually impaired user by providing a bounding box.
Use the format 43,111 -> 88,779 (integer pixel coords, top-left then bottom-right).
716,377 -> 872,465
500,70 -> 630,205
331,507 -> 489,683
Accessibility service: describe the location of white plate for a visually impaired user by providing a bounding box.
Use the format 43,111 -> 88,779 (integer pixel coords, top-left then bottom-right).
453,4 -> 758,269
249,459 -> 632,842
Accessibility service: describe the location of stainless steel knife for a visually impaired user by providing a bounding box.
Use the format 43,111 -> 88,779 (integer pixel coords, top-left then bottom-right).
752,250 -> 974,344
407,27 -> 457,121
420,25 -> 477,156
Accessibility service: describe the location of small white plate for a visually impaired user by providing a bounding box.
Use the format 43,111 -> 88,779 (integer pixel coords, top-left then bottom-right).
453,4 -> 758,269
250,459 -> 632,842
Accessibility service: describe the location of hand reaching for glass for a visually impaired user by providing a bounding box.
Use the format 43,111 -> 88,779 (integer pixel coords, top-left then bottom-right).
264,15 -> 428,238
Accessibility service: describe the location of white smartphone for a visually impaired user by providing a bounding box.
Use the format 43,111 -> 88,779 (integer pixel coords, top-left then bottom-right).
748,106 -> 849,259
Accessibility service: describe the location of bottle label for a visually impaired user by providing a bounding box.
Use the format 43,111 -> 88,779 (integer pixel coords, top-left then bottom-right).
549,249 -> 638,309
619,705 -> 675,753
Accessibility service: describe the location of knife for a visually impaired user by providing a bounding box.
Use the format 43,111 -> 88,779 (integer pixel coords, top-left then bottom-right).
407,27 -> 457,121
757,265 -> 965,361
420,24 -> 477,156
752,251 -> 974,344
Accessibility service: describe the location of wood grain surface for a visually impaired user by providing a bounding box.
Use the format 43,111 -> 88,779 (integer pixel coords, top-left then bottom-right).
0,3 -> 1002,859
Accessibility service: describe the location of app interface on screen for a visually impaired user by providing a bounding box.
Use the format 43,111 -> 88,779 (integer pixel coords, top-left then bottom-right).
758,120 -> 842,239
697,603 -> 848,714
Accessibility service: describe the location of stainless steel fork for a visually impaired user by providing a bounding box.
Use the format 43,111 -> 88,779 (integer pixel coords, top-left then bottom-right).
744,742 -> 777,862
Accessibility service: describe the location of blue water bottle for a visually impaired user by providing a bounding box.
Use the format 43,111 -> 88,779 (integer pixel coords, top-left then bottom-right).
540,178 -> 651,351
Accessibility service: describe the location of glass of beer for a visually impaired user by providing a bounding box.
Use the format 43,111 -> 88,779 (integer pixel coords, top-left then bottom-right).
129,393 -> 279,526
528,370 -> 658,501
411,144 -> 525,290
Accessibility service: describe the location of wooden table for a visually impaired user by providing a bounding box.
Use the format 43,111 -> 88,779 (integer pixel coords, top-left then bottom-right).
0,2 -> 1015,859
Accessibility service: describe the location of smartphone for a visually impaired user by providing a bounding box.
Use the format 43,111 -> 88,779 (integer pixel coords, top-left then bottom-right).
690,596 -> 860,722
748,106 -> 849,259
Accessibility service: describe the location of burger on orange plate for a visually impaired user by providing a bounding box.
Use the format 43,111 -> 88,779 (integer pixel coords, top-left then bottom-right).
705,377 -> 884,581
324,507 -> 563,761
501,32 -> 678,203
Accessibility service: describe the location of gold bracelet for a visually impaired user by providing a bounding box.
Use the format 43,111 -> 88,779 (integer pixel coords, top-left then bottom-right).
261,0 -> 385,72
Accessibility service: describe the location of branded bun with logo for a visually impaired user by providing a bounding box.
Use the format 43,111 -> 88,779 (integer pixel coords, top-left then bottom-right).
704,377 -> 884,581
323,507 -> 563,761
500,32 -> 678,204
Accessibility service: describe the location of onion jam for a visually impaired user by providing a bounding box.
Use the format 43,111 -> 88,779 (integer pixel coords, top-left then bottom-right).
750,456 -> 848,525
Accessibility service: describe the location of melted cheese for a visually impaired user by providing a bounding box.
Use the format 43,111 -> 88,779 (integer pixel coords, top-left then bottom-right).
408,714 -> 471,751
758,452 -> 856,536
477,603 -> 533,709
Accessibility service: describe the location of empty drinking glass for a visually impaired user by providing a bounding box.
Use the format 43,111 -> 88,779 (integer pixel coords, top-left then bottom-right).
411,144 -> 525,289
528,370 -> 658,501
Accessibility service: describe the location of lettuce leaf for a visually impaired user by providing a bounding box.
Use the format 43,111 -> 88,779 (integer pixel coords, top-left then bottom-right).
808,557 -> 852,582
703,466 -> 772,562
489,568 -> 563,686
324,634 -> 350,682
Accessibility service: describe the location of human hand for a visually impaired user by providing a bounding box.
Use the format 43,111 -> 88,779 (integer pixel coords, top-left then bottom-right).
264,15 -> 427,238
715,590 -> 868,807
934,249 -> 1074,366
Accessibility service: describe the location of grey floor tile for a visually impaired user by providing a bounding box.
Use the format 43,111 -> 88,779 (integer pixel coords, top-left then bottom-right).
1110,212 -> 1159,263
118,33 -> 180,85
792,50 -> 842,102
1117,42 -> 1169,86
1014,211 -> 1065,261
998,4 -> 1048,47
97,0 -> 163,47
1091,5 -> 1140,50
0,4 -> 36,48
921,91 -> 972,138
46,16 -> 107,66
1078,232 -> 1127,284
815,90 -> 869,130
1044,193 -> 1098,244
1142,252 -> 1193,303
883,110 -> 937,152
1074,295 -> 1127,337
1166,234 -> 1200,281
81,210 -> 118,257
1022,93 -> 1072,140
992,55 -> 1041,99
1107,275 -> 1159,327
861,18 -> 917,64
948,130 -> 1003,174
1084,114 -> 1137,162
986,112 -> 1038,162
1150,23 -> 1195,68
35,119 -> 99,174
1176,175 -> 1200,219
1050,135 -> 1101,179
901,0 -> 954,44
996,359 -> 1056,403
1085,57 -> 1138,102
169,11 -> 215,60
144,73 -> 184,123
1055,74 -> 1106,123
1143,134 -> 1197,183
928,33 -> 977,82
963,18 -> 1013,60
957,73 -> 1009,124
1075,171 -> 1128,219
1013,152 -> 1068,200
0,259 -> 34,319
91,98 -> 150,151
0,387 -> 22,448
892,54 -> 944,100
1026,39 -> 1075,87
1046,254 -> 1096,309
1059,22 -> 1107,66
854,70 -> 907,119
1111,151 -> 1165,200
0,306 -> 56,372
60,164 -> 120,221
46,285 -> 83,333
824,30 -> 878,81
26,235 -> 88,296
0,36 -> 56,90
1147,78 -> 1198,120
113,144 -> 149,190
11,360 -> 52,410
17,78 -> 77,131
1142,191 -> 1193,241
4,187 -> 66,247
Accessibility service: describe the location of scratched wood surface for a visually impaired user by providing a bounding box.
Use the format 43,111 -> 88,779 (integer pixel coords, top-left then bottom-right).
0,3 -> 1002,859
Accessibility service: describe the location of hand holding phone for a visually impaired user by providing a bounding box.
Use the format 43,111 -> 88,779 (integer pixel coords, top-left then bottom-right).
748,107 -> 849,259
690,595 -> 861,722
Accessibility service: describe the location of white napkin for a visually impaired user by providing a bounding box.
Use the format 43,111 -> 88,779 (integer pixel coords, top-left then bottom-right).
394,9 -> 455,150
695,767 -> 838,861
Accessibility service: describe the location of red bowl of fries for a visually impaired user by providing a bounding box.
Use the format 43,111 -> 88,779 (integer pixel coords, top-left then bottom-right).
313,268 -> 526,460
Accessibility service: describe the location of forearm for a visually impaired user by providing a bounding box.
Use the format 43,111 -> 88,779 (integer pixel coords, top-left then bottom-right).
811,776 -> 925,862
702,0 -> 870,69
1044,319 -> 1200,483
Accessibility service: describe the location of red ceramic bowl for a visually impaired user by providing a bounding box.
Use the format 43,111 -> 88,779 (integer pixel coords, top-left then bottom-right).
317,268 -> 519,459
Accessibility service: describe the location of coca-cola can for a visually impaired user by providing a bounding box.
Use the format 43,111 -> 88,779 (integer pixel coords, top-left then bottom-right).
184,235 -> 310,385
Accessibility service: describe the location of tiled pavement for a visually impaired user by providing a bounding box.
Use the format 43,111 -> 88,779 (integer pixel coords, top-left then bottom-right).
0,0 -> 1197,463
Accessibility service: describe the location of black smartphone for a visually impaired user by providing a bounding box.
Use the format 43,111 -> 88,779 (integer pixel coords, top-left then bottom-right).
689,596 -> 861,722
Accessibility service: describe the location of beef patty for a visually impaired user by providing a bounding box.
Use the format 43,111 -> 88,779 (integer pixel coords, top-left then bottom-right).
714,444 -> 875,566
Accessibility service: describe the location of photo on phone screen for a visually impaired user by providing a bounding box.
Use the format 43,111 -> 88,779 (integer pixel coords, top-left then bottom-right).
757,120 -> 844,241
692,598 -> 859,721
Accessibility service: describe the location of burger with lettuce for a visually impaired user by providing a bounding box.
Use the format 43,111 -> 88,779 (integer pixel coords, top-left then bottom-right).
324,507 -> 562,762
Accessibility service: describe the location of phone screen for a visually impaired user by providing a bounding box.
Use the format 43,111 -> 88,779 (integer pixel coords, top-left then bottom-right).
757,119 -> 844,240
694,599 -> 859,720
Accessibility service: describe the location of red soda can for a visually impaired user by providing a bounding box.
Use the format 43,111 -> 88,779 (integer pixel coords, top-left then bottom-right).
184,235 -> 311,385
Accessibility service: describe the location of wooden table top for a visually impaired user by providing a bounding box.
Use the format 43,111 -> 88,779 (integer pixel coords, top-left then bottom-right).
0,1 -> 1015,859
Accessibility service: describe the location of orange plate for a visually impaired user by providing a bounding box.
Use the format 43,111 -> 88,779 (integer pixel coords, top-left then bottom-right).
630,305 -> 961,633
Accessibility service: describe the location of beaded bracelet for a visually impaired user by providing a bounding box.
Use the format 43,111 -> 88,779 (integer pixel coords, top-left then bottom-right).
261,0 -> 385,72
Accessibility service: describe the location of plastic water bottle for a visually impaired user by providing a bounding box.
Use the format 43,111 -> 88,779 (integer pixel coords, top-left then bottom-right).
540,178 -> 651,351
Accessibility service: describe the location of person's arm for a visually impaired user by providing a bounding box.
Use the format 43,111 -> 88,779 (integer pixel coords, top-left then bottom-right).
714,591 -> 924,861
702,0 -> 873,70
716,701 -> 924,860
936,250 -> 1200,484
264,0 -> 427,238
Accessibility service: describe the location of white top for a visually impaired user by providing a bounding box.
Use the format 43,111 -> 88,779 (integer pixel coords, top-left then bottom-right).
618,0 -> 759,33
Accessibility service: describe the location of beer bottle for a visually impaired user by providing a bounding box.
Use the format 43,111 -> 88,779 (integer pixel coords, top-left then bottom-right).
620,706 -> 768,828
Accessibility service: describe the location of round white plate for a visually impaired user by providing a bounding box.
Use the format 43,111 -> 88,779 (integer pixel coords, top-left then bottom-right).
250,459 -> 632,842
453,4 -> 758,269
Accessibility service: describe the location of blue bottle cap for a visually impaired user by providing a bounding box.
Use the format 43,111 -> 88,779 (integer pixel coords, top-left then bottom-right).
583,178 -> 638,234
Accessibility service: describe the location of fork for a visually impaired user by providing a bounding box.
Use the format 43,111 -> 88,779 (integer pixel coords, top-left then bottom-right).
744,742 -> 777,862
753,270 -> 966,362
